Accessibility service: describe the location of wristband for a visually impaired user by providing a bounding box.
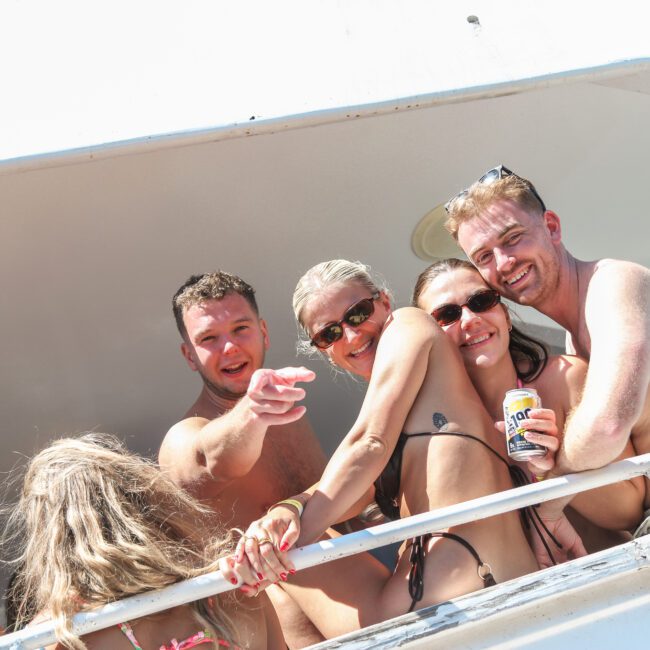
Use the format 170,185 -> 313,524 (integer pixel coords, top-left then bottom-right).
269,498 -> 304,517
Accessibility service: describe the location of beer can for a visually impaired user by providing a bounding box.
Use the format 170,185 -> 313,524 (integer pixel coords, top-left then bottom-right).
503,388 -> 546,461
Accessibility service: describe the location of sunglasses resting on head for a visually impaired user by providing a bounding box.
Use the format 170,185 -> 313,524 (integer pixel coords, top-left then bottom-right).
444,164 -> 546,214
310,293 -> 380,349
431,289 -> 501,327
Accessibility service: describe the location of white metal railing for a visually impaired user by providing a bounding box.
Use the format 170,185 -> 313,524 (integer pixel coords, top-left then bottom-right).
3,453 -> 650,650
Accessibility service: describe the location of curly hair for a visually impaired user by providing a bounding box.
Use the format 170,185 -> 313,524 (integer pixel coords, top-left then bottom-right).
3,433 -> 236,650
412,258 -> 548,382
172,271 -> 259,339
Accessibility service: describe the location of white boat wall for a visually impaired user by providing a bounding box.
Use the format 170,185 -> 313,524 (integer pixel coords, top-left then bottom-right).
309,535 -> 650,649
1,0 -> 650,638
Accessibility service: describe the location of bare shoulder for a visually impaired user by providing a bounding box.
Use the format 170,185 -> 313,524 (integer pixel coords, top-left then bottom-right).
391,305 -> 436,325
37,619 -> 129,650
536,354 -> 588,398
387,306 -> 441,339
158,417 -> 210,479
589,258 -> 650,295
542,353 -> 588,376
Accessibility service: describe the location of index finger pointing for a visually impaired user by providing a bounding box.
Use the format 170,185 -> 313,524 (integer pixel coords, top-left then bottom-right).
275,367 -> 316,385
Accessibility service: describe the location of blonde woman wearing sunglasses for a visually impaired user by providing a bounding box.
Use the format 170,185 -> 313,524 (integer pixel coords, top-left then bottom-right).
412,258 -> 644,557
221,259 -> 586,638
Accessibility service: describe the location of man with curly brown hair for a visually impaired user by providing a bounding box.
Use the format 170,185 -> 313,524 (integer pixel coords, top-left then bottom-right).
160,270 -> 327,647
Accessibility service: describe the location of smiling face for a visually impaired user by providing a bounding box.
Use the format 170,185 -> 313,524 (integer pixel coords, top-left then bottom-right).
180,293 -> 269,401
301,282 -> 391,380
417,267 -> 511,371
456,199 -> 563,307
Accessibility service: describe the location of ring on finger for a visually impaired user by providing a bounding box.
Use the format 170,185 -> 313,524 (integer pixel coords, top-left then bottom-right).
256,537 -> 274,546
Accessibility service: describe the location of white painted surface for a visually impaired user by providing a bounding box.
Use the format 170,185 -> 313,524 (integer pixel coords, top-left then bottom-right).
1,1 -> 649,161
308,539 -> 650,649
3,72 -> 650,476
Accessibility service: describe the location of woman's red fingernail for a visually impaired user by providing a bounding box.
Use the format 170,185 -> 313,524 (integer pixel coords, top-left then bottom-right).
230,577 -> 237,585
280,573 -> 287,581
257,572 -> 264,580
280,542 -> 289,552
289,569 -> 296,575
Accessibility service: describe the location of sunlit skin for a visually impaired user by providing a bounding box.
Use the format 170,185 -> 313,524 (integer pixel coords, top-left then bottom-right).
415,266 -> 645,535
225,269 -> 591,634
457,199 -> 565,309
180,294 -> 269,406
300,283 -> 392,381
417,268 -> 511,373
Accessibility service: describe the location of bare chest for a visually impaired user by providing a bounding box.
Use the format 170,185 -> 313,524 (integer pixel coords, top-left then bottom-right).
209,430 -> 325,528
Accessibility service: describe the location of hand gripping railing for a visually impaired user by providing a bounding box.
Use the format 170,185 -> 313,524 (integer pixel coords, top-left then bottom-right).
3,453 -> 650,650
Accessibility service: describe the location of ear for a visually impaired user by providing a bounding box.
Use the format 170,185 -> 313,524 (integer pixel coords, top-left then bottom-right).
259,318 -> 270,350
378,290 -> 392,313
180,341 -> 198,372
502,304 -> 512,332
543,210 -> 562,244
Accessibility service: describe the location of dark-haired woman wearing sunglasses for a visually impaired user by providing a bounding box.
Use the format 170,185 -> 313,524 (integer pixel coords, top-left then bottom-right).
222,259 -> 587,638
412,258 -> 644,555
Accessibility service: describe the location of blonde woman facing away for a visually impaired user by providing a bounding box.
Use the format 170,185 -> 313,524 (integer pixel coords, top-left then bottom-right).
4,433 -> 284,650
223,260 -> 585,639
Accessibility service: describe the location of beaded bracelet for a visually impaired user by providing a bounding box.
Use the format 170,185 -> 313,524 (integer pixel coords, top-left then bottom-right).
269,498 -> 304,517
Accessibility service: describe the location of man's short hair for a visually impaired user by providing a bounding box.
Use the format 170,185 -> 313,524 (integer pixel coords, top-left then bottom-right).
445,173 -> 545,240
172,271 -> 259,339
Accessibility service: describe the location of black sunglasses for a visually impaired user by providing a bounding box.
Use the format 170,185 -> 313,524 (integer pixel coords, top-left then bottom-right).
310,293 -> 380,349
432,289 -> 501,326
444,164 -> 546,214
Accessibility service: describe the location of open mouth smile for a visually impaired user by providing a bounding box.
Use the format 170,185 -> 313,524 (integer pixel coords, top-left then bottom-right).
222,361 -> 247,375
462,333 -> 492,347
350,339 -> 372,358
506,266 -> 531,286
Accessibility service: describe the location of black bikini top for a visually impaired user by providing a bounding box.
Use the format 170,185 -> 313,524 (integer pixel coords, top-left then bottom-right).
373,431 -> 562,564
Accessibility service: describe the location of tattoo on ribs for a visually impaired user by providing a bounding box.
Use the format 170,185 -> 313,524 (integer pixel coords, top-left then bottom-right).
432,412 -> 449,431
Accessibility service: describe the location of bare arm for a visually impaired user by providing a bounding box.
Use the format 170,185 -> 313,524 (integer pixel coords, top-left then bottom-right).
555,263 -> 650,472
555,357 -> 645,530
299,308 -> 437,544
159,367 -> 315,496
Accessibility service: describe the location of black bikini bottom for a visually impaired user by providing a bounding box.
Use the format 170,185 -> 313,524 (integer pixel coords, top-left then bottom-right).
373,431 -> 561,612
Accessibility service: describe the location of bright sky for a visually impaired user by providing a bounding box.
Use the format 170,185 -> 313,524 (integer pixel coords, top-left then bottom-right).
1,0 -> 648,162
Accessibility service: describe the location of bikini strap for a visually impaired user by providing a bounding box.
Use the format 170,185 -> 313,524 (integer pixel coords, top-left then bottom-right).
407,532 -> 496,613
429,432 -> 563,566
118,622 -> 144,650
430,431 -> 509,468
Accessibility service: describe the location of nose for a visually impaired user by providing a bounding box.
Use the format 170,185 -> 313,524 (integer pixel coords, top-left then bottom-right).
222,338 -> 240,354
459,305 -> 481,330
494,248 -> 514,273
342,322 -> 362,342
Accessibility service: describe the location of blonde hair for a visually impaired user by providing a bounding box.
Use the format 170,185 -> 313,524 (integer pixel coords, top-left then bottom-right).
292,259 -> 390,356
4,433 -> 236,649
445,173 -> 545,240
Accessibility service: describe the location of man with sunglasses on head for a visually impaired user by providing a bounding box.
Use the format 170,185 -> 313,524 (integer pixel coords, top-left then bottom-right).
444,166 -> 650,535
159,270 -> 328,647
